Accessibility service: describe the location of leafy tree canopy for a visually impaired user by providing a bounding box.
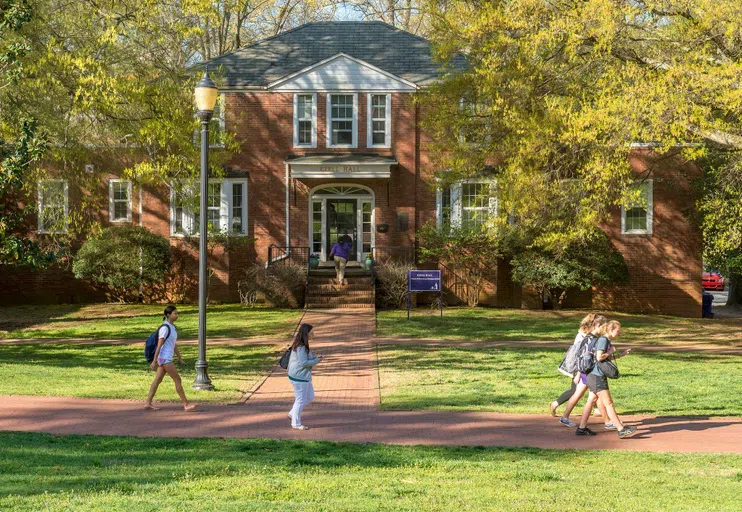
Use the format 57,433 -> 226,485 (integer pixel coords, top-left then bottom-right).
422,0 -> 742,256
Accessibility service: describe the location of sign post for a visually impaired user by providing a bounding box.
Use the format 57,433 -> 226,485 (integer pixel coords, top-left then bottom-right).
407,270 -> 443,320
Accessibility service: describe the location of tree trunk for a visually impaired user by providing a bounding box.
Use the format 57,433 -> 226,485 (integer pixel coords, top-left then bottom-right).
727,273 -> 742,306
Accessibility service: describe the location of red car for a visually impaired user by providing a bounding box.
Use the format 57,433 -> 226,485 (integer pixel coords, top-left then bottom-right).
702,269 -> 725,291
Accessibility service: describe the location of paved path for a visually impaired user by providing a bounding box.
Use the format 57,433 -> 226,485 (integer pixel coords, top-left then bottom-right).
1,308 -> 741,454
2,395 -> 741,453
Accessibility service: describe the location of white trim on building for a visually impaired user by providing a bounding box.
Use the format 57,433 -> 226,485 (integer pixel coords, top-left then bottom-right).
621,179 -> 654,235
109,179 -> 132,223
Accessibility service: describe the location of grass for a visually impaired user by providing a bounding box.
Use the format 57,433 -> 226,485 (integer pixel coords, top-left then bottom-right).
376,308 -> 742,348
378,345 -> 742,416
0,304 -> 301,340
0,344 -> 281,403
1,432 -> 740,511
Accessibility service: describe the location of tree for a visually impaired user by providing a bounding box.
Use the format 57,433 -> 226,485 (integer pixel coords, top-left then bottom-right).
418,222 -> 502,307
509,230 -> 629,309
0,119 -> 57,267
73,226 -> 172,301
699,156 -> 742,305
421,1 -> 742,284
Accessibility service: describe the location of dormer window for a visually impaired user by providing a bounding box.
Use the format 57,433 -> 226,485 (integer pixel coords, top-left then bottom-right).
327,94 -> 357,148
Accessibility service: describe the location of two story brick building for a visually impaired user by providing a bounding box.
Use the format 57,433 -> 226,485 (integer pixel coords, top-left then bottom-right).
3,21 -> 702,316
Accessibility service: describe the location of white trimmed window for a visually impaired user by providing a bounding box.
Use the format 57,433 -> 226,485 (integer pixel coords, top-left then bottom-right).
293,93 -> 317,148
109,179 -> 132,222
621,180 -> 653,235
367,94 -> 391,148
170,179 -> 248,236
327,93 -> 357,148
38,180 -> 68,234
436,180 -> 497,231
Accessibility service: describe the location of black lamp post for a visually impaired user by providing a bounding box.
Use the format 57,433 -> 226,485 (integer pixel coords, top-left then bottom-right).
193,70 -> 218,391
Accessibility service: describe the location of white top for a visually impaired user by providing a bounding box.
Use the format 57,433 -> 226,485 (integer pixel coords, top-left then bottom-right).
157,321 -> 178,362
573,331 -> 586,346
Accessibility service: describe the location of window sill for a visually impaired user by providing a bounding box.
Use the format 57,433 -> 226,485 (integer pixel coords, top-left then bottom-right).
368,144 -> 391,149
294,144 -> 317,149
110,219 -> 132,223
327,145 -> 357,149
621,230 -> 652,235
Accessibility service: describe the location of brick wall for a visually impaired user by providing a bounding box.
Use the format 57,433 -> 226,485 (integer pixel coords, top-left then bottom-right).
1,92 -> 703,316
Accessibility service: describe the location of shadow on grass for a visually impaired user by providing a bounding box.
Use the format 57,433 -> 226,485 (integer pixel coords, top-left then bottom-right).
377,308 -> 741,345
0,344 -> 280,376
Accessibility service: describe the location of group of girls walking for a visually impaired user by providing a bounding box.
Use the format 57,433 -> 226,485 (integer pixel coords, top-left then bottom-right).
549,313 -> 637,439
144,307 -> 322,431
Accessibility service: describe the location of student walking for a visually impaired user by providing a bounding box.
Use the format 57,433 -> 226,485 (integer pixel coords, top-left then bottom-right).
555,315 -> 609,427
575,320 -> 636,438
145,306 -> 197,411
550,313 -> 595,417
329,235 -> 352,285
288,323 -> 323,430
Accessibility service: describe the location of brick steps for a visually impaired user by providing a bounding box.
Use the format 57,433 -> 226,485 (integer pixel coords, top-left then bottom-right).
305,273 -> 375,310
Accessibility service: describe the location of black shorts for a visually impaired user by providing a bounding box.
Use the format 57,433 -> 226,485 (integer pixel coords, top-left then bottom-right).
587,373 -> 609,393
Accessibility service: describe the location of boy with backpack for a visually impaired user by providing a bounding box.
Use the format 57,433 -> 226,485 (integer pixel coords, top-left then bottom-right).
144,305 -> 197,411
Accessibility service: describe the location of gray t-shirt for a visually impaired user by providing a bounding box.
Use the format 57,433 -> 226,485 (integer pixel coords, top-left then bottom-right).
590,336 -> 612,377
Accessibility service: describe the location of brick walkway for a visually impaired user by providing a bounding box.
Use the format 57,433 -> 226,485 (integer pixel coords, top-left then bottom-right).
245,308 -> 379,412
2,307 -> 742,453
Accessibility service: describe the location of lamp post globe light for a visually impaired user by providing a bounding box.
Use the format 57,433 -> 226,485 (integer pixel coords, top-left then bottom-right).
193,69 -> 218,391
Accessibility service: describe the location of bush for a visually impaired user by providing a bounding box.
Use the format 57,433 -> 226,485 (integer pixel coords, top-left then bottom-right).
73,226 -> 172,301
418,223 -> 501,307
376,261 -> 416,309
510,230 -> 629,308
238,264 -> 305,308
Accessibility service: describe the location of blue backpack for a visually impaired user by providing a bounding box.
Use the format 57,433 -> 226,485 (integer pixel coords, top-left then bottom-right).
145,324 -> 170,363
576,334 -> 599,374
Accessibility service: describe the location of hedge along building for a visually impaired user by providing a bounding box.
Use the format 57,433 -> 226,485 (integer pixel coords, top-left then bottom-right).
4,21 -> 702,316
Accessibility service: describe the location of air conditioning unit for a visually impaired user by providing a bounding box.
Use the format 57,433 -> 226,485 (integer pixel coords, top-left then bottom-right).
85,164 -> 95,174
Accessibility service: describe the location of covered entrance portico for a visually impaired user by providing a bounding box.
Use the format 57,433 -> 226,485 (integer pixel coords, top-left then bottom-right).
286,154 -> 396,262
309,185 -> 374,262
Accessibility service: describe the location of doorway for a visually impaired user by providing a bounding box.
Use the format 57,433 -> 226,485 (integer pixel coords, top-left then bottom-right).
309,184 -> 375,262
327,199 -> 357,260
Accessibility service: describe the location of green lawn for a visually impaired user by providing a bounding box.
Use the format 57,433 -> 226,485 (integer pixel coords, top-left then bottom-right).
0,304 -> 300,340
377,308 -> 742,348
0,432 -> 740,511
378,345 -> 742,416
0,344 -> 280,403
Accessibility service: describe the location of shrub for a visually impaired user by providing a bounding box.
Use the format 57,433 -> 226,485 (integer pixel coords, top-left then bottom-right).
418,223 -> 502,307
73,226 -> 172,301
376,260 -> 416,309
238,264 -> 305,308
510,230 -> 629,308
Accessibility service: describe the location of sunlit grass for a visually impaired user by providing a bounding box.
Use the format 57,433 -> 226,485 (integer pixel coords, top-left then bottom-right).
0,304 -> 300,340
378,345 -> 742,416
0,432 -> 740,511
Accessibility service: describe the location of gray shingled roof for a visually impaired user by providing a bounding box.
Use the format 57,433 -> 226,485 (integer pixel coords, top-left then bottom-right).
206,21 -> 466,88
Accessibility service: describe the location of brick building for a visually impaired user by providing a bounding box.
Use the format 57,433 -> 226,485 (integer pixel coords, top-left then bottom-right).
3,22 -> 702,316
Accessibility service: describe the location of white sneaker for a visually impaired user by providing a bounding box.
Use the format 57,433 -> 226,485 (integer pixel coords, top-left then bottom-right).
559,417 -> 577,428
292,425 -> 309,430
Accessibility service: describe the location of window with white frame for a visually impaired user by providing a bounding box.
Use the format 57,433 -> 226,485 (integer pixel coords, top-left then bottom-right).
109,180 -> 132,222
436,180 -> 497,231
293,93 -> 316,148
170,179 -> 248,236
621,180 -> 653,235
38,180 -> 68,234
367,94 -> 391,148
327,94 -> 357,147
